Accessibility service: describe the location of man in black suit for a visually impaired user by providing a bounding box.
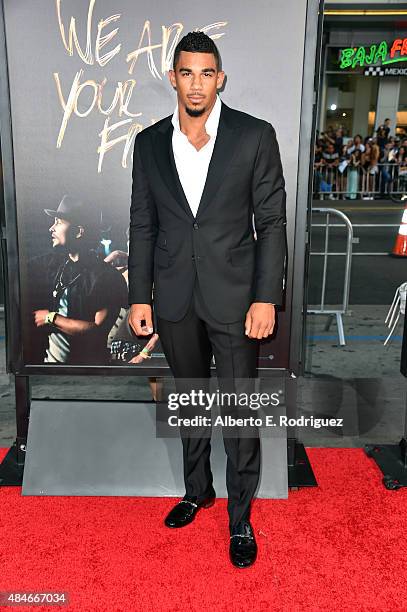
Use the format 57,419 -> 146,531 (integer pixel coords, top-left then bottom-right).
128,31 -> 286,568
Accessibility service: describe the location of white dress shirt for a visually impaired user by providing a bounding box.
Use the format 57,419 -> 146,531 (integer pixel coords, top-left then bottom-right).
171,94 -> 222,218
171,96 -> 274,306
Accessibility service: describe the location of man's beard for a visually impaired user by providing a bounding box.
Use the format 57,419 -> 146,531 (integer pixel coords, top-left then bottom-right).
185,104 -> 206,117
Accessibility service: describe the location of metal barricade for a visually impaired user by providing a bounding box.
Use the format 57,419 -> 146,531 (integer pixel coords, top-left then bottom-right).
313,162 -> 407,199
308,208 -> 353,346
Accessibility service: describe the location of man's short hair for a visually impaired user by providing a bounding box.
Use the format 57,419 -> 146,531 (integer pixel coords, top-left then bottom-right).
173,31 -> 221,71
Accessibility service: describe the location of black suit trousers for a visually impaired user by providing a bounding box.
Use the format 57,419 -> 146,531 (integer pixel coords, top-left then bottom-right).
156,273 -> 260,529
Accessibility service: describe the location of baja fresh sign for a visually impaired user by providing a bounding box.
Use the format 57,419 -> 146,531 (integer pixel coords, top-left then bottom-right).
340,39 -> 407,70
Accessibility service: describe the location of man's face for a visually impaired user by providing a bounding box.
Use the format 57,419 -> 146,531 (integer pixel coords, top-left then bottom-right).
49,217 -> 71,248
169,51 -> 225,118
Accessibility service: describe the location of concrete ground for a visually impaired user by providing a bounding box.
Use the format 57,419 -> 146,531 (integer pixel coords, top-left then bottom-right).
0,304 -> 406,450
299,305 -> 406,447
305,304 -> 403,378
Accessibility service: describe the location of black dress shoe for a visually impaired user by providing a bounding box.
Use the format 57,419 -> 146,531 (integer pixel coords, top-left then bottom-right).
229,521 -> 257,568
164,494 -> 216,528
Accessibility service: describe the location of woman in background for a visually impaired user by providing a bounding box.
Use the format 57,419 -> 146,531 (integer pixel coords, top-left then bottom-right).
347,148 -> 362,200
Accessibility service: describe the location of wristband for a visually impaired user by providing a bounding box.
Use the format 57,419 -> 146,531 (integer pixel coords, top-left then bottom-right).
45,311 -> 57,325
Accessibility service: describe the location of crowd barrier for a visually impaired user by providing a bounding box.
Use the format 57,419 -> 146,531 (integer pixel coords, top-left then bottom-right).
308,208 -> 353,346
313,162 -> 407,199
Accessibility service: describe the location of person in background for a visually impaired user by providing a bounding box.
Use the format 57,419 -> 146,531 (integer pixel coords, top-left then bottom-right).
337,142 -> 349,195
379,141 -> 396,197
334,127 -> 344,154
376,119 -> 390,153
362,140 -> 380,199
346,148 -> 362,200
313,141 -> 324,194
322,142 -> 339,199
323,126 -> 344,154
396,145 -> 407,193
347,134 -> 365,156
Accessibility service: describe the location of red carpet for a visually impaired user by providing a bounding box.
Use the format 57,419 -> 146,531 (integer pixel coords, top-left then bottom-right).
0,447 -> 406,611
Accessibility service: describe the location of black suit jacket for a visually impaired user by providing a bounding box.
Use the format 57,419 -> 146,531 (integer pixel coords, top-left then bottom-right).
128,101 -> 287,324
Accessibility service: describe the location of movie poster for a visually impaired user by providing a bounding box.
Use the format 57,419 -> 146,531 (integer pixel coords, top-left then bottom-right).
2,0 -> 309,371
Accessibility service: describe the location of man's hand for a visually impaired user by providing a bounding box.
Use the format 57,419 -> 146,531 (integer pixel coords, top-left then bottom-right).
104,250 -> 128,270
129,304 -> 154,336
245,303 -> 275,339
129,333 -> 159,364
33,309 -> 49,327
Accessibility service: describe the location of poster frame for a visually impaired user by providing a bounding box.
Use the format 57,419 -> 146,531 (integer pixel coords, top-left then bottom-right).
0,0 -> 323,378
